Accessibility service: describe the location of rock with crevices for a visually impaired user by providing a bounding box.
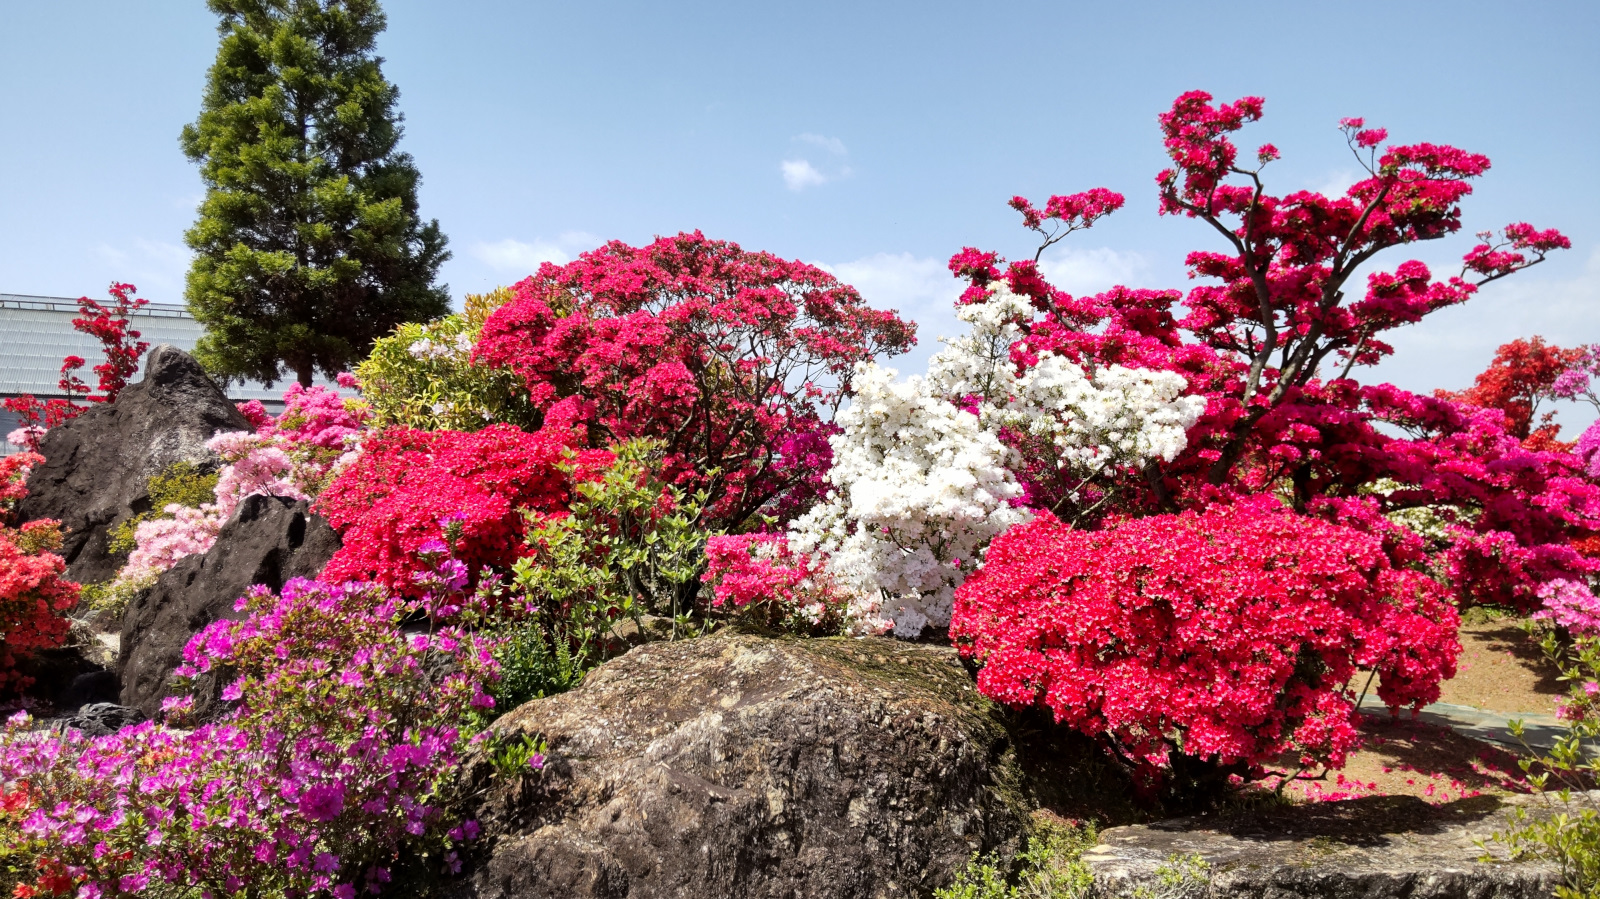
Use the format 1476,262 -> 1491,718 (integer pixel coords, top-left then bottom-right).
14,345 -> 251,585
452,631 -> 1107,899
119,494 -> 340,719
1085,792 -> 1570,899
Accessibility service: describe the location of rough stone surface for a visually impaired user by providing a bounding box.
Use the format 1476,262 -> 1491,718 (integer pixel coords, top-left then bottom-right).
1086,793 -> 1569,899
14,345 -> 251,585
119,494 -> 340,719
453,631 -> 1100,899
55,703 -> 147,738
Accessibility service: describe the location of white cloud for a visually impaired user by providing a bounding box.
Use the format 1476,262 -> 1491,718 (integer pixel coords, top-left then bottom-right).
1037,246 -> 1150,296
781,133 -> 852,191
471,232 -> 603,274
1372,247 -> 1600,407
781,159 -> 829,192
798,133 -> 847,156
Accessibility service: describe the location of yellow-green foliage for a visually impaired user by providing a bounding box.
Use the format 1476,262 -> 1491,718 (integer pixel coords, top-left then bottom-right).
937,819 -> 1099,899
107,461 -> 218,556
1492,631 -> 1600,899
356,289 -> 535,432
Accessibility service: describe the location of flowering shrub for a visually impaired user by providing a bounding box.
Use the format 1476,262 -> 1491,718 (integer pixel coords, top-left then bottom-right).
1436,336 -> 1581,441
356,290 -> 538,432
783,282 -> 1203,635
89,384 -> 369,614
702,532 -> 879,635
0,454 -> 77,695
3,284 -> 150,452
1534,579 -> 1600,634
942,90 -> 1589,625
473,231 -> 916,529
318,423 -> 605,595
0,577 -> 492,897
951,504 -> 1460,781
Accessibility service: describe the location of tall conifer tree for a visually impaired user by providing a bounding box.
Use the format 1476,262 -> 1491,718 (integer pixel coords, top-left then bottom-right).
181,0 -> 449,387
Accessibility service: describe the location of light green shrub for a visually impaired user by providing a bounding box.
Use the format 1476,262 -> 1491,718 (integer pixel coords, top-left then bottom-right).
106,461 -> 218,556
488,439 -> 715,709
937,819 -> 1099,899
355,288 -> 538,432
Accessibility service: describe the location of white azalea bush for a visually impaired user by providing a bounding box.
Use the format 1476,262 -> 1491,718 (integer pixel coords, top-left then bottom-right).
707,283 -> 1206,636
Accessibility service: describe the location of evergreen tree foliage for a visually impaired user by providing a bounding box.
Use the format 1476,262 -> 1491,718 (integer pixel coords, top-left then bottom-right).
181,0 -> 450,387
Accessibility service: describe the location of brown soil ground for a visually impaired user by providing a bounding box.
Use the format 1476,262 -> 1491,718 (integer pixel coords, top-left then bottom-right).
1276,716 -> 1537,804
1276,620 -> 1571,805
1437,619 -> 1566,714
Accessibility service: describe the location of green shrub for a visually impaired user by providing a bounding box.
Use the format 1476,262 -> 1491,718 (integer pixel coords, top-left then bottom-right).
487,439 -> 715,710
106,461 -> 218,556
1492,629 -> 1600,899
937,819 -> 1099,899
355,289 -> 538,432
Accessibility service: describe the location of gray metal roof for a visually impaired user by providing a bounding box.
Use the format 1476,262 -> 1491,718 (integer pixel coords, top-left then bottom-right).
1,293 -> 343,454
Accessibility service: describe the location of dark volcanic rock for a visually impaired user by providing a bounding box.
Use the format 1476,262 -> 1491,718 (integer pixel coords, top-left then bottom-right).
119,494 -> 340,719
1085,792 -> 1569,899
57,703 -> 147,737
14,345 -> 251,585
453,631 -> 1105,899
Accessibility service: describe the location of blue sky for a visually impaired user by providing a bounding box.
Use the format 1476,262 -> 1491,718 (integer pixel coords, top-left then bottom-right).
3,1 -> 1597,409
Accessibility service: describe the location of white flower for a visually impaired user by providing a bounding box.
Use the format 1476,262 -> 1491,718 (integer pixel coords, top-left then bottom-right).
789,283 -> 1203,636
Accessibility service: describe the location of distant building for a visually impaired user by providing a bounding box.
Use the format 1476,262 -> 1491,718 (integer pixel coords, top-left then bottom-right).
1,293 -> 331,455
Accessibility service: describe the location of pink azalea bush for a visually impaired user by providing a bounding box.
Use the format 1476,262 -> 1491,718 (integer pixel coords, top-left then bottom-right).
472,231 -> 915,530
0,576 -> 492,897
702,533 -> 886,635
98,384 -> 369,609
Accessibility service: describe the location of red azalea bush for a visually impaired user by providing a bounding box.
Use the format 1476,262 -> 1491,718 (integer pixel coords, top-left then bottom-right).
951,504 -> 1460,781
316,423 -> 609,595
3,284 -> 149,452
473,231 -> 915,529
1437,336 -> 1582,442
0,454 -> 77,694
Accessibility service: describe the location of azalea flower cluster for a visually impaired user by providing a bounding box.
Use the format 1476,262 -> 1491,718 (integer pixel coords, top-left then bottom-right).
472,231 -> 916,530
775,282 -> 1201,636
95,385 -> 368,610
0,576 -> 492,897
951,504 -> 1460,779
316,422 -> 610,595
0,455 -> 76,694
3,284 -> 149,452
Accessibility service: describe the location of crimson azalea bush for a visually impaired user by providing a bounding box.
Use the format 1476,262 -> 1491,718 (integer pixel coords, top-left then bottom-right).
0,576 -> 493,898
317,423 -> 611,595
0,454 -> 76,695
944,90 -> 1589,618
473,231 -> 916,529
950,503 -> 1460,781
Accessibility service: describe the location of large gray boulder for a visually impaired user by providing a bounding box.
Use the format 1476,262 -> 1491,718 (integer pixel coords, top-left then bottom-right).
1085,792 -> 1568,899
15,345 -> 252,584
452,631 -> 1107,899
119,494 -> 340,719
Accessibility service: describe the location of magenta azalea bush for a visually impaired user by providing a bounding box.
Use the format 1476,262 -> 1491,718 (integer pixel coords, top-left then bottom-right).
0,577 -> 492,897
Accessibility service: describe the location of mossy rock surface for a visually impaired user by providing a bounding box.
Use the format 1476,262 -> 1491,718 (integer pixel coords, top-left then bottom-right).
453,631 -> 1126,899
